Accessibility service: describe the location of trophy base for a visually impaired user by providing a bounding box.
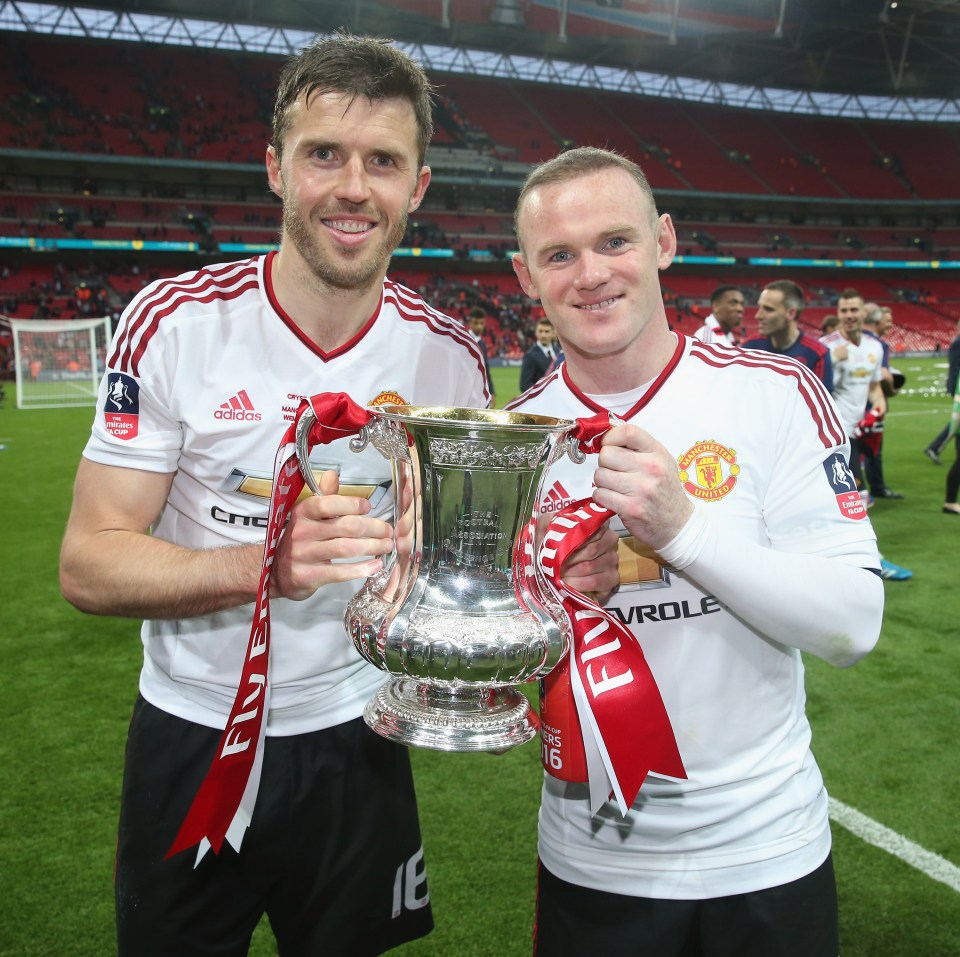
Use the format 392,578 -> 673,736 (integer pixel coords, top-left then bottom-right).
363,678 -> 538,752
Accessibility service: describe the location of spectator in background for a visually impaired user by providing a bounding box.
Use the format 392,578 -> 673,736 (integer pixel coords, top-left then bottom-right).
692,284 -> 744,345
743,279 -> 833,389
820,314 -> 840,336
520,317 -> 559,391
821,290 -> 886,498
943,437 -> 960,515
925,318 -> 960,465
861,304 -> 903,499
821,288 -> 912,580
467,306 -> 495,402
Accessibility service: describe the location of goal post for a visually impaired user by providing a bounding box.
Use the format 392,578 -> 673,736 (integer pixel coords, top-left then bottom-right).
9,316 -> 111,409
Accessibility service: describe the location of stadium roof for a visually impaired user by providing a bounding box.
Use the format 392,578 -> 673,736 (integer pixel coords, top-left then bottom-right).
4,0 -> 960,119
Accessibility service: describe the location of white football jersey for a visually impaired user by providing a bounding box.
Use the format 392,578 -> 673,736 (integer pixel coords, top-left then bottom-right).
84,253 -> 489,735
508,334 -> 879,900
820,330 -> 883,434
692,312 -> 736,346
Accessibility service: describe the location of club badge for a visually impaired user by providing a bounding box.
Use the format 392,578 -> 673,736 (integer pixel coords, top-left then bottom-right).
678,440 -> 740,502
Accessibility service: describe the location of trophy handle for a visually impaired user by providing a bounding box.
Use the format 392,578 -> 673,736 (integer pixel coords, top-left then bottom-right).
546,431 -> 587,469
564,434 -> 587,465
294,405 -> 373,495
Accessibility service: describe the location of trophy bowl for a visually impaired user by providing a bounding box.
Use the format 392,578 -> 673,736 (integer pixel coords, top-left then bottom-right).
296,404 -> 584,752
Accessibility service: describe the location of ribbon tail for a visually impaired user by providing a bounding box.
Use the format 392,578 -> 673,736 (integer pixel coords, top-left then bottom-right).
225,682 -> 270,854
224,740 -> 264,854
194,838 -> 212,867
569,660 -> 617,814
572,661 -> 687,815
166,756 -> 256,861
585,745 -> 613,816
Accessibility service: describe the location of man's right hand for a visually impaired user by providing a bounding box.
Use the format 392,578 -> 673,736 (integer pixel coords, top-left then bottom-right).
271,469 -> 394,601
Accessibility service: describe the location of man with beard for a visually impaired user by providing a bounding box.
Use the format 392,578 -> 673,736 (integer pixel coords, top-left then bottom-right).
59,33 -> 490,957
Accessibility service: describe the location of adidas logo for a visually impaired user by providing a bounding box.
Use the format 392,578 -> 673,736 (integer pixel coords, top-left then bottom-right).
540,481 -> 576,514
215,389 -> 262,421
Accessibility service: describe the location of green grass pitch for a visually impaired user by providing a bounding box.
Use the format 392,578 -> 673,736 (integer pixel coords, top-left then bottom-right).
1,355 -> 957,956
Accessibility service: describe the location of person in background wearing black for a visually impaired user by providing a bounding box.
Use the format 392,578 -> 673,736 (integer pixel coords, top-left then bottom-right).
925,318 -> 960,466
520,317 -> 559,391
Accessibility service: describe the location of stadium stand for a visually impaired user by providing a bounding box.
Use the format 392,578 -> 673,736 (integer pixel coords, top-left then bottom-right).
2,32 -> 960,360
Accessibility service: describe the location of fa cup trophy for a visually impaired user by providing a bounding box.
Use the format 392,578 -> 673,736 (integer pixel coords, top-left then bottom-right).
295,402 -> 586,753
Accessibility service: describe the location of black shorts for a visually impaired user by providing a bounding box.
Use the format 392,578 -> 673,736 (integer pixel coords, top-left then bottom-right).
115,696 -> 433,957
533,854 -> 838,957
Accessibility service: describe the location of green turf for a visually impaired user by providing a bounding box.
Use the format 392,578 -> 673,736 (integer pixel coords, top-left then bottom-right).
1,355 -> 958,957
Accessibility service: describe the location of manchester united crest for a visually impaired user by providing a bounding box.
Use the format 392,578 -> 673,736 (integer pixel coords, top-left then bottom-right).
678,440 -> 740,502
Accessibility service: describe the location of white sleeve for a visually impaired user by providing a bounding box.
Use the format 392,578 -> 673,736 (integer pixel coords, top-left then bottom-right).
659,369 -> 883,668
658,508 -> 883,667
83,306 -> 182,473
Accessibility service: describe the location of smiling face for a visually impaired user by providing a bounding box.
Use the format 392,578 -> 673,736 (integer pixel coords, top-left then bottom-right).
512,166 -> 676,387
266,91 -> 430,294
837,295 -> 866,343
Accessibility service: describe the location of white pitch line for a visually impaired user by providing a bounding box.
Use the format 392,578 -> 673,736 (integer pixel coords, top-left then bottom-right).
829,797 -> 960,893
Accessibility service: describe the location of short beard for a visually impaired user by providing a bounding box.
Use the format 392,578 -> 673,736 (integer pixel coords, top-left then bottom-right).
283,201 -> 409,293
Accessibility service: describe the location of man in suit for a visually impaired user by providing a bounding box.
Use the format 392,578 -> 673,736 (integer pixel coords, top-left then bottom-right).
468,307 -> 496,402
520,317 -> 558,391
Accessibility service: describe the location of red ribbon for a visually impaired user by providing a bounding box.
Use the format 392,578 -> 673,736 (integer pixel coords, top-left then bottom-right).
168,393 -> 373,862
520,414 -> 686,815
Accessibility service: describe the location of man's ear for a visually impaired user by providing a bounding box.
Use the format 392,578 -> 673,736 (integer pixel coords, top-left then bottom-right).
408,166 -> 432,213
266,145 -> 283,200
656,213 -> 677,271
513,253 -> 539,300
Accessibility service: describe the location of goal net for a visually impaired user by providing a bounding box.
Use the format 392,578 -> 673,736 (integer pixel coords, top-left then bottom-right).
10,316 -> 110,409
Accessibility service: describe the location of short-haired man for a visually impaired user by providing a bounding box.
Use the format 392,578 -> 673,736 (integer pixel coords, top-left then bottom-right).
59,33 -> 489,956
508,146 -> 883,957
820,289 -> 886,490
520,316 -> 559,391
821,289 -> 911,578
861,304 -> 903,498
743,279 -> 833,389
692,284 -> 744,345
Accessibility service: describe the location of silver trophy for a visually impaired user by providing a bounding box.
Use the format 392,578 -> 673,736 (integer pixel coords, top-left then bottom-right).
295,404 -> 586,752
